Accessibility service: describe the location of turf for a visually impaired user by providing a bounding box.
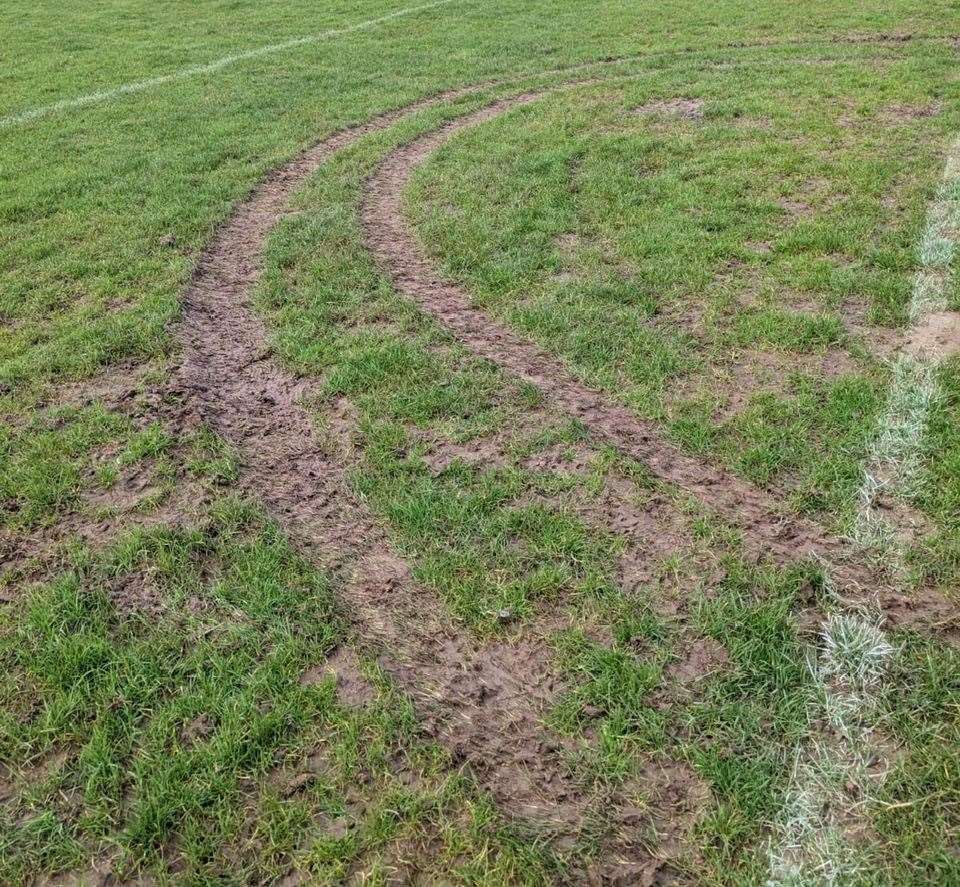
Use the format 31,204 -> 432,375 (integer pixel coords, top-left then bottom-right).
2,1 -> 959,884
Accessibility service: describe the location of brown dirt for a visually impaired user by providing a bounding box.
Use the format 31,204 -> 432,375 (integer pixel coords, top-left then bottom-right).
691,346 -> 861,424
663,637 -> 729,688
169,71 -> 957,867
596,759 -> 711,885
880,101 -> 943,122
34,360 -> 154,418
421,435 -> 509,473
640,760 -> 711,858
82,461 -> 161,514
358,92 -> 889,597
632,98 -> 704,120
904,310 -> 960,359
302,645 -> 376,708
108,569 -> 167,617
777,196 -> 812,219
180,714 -> 214,744
0,459 -> 207,604
555,232 -> 583,254
173,87 -> 632,852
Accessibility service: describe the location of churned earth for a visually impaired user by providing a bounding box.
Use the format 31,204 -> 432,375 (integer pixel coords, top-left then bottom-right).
2,1 -> 960,884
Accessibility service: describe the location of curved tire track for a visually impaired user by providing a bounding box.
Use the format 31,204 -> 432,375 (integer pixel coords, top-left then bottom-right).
358,90 -> 888,594
175,59 -> 954,872
176,85 -> 659,870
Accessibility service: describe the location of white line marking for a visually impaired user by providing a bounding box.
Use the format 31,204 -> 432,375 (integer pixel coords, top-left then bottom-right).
767,135 -> 960,886
766,603 -> 896,886
0,0 -> 455,130
854,134 -> 960,553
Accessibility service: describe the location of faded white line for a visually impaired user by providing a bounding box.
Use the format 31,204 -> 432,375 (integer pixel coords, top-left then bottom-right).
0,0 -> 454,130
767,136 -> 960,886
854,134 -> 960,554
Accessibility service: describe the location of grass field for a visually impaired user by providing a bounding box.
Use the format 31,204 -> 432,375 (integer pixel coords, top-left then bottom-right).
2,1 -> 960,884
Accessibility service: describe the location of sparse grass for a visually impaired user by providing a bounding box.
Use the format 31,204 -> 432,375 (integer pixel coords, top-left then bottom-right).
2,0 -> 960,883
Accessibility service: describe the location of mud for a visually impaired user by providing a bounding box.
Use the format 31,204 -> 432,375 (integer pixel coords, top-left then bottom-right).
359,92 -> 887,597
171,70 -> 956,872
180,714 -> 214,744
904,309 -> 960,359
663,637 -> 730,688
174,89 -> 632,852
596,760 -> 711,885
303,645 -> 376,708
638,760 -> 711,858
0,462 -> 206,603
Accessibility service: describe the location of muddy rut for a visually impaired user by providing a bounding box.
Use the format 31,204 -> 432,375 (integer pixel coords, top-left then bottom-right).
176,69 -> 950,875
176,88 -> 654,870
359,91 -> 891,594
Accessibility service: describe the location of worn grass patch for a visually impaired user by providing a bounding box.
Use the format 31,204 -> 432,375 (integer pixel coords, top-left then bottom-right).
3,0 -> 960,882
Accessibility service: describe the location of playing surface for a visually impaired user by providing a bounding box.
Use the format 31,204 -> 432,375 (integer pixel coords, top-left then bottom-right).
2,2 -> 959,883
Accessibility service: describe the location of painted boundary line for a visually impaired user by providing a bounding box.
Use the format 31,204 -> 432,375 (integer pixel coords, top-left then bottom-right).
0,0 -> 454,130
854,134 -> 960,555
767,137 -> 960,885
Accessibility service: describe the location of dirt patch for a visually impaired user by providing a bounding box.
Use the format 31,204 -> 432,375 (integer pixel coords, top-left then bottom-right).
173,86 -> 620,850
82,462 -> 161,514
0,460 -> 206,604
693,347 -> 861,424
640,760 -> 711,857
421,436 -> 503,473
35,360 -> 153,418
520,441 -> 596,475
33,861 -> 121,887
880,101 -> 943,122
389,631 -> 586,831
277,747 -> 334,799
904,310 -> 960,360
664,637 -> 729,687
317,396 -> 360,459
555,232 -> 582,254
633,98 -> 704,120
108,569 -> 166,617
302,645 -> 376,708
181,714 -> 214,744
597,759 -> 711,884
777,196 -> 812,219
882,586 -> 960,642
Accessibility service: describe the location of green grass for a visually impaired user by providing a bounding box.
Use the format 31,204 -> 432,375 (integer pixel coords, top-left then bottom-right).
0,500 -> 568,884
408,54 -> 959,542
2,0 -> 960,882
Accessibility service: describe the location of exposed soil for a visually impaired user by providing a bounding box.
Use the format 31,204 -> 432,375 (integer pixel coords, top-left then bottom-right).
358,91 -> 887,597
169,70 -> 957,875
174,87 -> 648,858
180,714 -> 214,744
663,637 -> 730,688
880,101 -> 943,122
638,759 -> 711,859
777,196 -> 812,219
904,309 -> 960,359
302,644 -> 376,708
632,98 -> 704,120
0,459 -> 207,603
596,759 -> 711,885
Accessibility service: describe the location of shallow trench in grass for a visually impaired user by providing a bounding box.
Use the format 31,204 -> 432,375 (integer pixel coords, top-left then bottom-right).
174,76 -> 693,879
173,61 -> 958,878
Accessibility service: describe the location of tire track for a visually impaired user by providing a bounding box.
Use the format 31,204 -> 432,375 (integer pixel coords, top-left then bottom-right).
175,85 -> 667,876
360,91 -> 885,593
174,56 -> 953,876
